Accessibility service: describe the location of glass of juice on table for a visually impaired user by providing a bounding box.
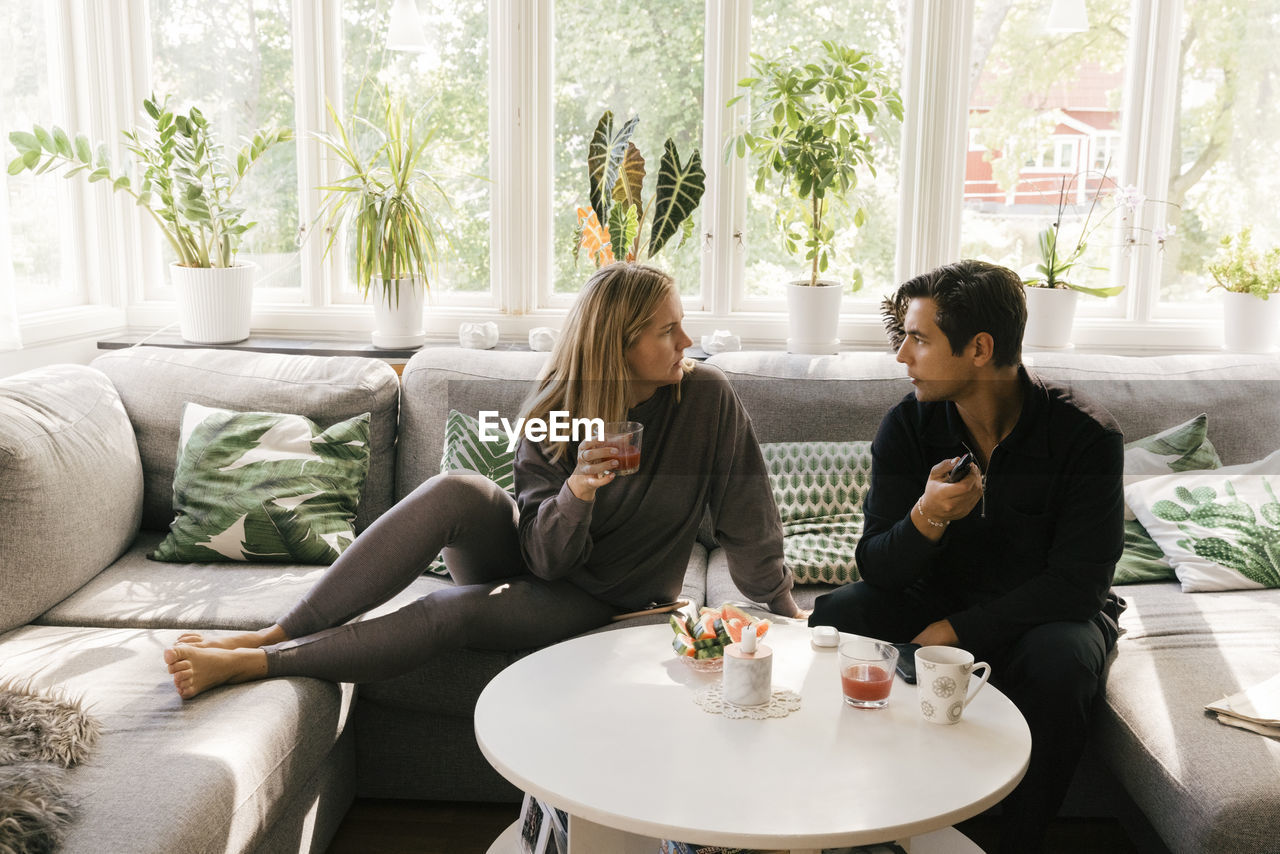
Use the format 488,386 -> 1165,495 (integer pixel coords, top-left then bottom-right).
601,421 -> 643,476
839,637 -> 899,709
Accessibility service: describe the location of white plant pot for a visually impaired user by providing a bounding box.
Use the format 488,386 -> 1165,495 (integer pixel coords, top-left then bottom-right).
786,279 -> 843,355
171,262 -> 255,345
1222,291 -> 1280,353
371,277 -> 427,349
1022,286 -> 1078,350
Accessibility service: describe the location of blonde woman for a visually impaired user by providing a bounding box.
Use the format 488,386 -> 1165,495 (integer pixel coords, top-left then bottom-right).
164,263 -> 802,699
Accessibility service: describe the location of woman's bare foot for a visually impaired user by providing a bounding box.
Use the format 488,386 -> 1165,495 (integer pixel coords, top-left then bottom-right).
163,645 -> 269,700
172,625 -> 288,651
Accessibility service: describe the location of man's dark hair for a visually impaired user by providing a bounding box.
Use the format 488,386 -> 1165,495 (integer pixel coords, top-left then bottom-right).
881,259 -> 1027,367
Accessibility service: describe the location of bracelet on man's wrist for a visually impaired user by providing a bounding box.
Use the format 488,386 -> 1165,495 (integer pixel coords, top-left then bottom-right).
916,497 -> 948,529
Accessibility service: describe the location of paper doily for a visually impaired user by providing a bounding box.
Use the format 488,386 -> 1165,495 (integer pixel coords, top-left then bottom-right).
693,684 -> 802,719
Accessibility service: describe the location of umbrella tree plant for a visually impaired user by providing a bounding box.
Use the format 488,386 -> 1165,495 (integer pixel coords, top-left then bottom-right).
574,110 -> 705,268
727,40 -> 902,288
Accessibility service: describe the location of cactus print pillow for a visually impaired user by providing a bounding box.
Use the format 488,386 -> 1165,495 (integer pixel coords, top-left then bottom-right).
760,441 -> 873,585
151,403 -> 371,564
1125,448 -> 1280,592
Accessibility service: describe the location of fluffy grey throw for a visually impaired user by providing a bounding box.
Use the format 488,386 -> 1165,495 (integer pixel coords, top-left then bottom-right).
0,683 -> 100,854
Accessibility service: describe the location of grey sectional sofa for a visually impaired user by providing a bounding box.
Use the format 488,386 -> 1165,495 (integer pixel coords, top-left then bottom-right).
1,344 -> 1278,854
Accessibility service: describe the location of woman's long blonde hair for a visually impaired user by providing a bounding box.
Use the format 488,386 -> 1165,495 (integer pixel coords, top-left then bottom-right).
522,262 -> 692,462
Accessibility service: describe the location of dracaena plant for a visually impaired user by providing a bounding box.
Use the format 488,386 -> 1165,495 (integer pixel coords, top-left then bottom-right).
313,86 -> 452,307
573,110 -> 705,268
7,93 -> 292,268
727,40 -> 903,287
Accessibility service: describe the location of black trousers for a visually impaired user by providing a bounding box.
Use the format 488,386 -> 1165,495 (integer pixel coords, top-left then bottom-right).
809,580 -> 1116,854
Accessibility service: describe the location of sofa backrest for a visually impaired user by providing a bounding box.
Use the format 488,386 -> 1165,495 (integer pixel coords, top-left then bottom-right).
91,347 -> 401,533
397,348 -> 548,498
0,364 -> 143,632
1024,352 -> 1280,464
708,350 -> 1280,464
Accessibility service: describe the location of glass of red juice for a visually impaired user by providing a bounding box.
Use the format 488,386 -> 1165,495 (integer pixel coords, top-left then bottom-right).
839,638 -> 900,709
601,421 -> 643,476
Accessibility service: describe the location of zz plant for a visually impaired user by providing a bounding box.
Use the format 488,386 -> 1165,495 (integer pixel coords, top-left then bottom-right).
8,94 -> 292,268
574,110 -> 705,268
727,40 -> 903,287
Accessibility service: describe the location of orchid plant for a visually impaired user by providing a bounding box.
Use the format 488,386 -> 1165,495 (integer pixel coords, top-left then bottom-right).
1024,165 -> 1175,298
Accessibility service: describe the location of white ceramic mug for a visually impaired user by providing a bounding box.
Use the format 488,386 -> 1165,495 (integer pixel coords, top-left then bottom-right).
915,645 -> 991,725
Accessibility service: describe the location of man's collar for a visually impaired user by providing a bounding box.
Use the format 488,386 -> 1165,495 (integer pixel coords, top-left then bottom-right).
920,365 -> 1051,457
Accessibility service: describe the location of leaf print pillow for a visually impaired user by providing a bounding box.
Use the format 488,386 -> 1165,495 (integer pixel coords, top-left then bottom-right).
150,403 -> 371,564
1124,448 -> 1280,592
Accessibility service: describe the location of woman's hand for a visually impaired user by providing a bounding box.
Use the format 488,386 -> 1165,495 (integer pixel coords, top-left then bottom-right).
567,440 -> 620,502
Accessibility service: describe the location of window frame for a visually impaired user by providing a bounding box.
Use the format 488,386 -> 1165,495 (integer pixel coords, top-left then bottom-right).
6,0 -> 1235,354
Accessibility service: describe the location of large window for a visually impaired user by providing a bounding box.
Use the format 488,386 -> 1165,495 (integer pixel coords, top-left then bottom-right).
961,0 -> 1130,307
744,0 -> 904,304
341,0 -> 490,298
1,0 -> 74,313
150,0 -> 301,293
1,0 -> 1271,353
1157,0 -> 1280,306
552,0 -> 705,298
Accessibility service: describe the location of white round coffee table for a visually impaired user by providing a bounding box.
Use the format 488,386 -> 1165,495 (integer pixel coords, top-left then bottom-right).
476,622 -> 1030,853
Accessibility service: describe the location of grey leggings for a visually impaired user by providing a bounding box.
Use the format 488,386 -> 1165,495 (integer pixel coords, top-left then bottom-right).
262,471 -> 617,683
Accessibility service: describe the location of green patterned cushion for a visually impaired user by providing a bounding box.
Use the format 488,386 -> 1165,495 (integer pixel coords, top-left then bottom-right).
151,403 -> 371,564
1115,415 -> 1224,584
440,409 -> 516,492
761,441 -> 872,585
429,410 -> 519,575
1125,449 -> 1280,591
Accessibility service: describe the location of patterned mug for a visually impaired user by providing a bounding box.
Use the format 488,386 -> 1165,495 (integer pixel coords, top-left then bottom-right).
916,645 -> 991,725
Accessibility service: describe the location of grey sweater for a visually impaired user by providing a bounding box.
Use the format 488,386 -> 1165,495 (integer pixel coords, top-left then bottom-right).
514,363 -> 796,613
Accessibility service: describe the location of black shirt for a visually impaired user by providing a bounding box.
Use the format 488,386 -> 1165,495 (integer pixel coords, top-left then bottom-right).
854,366 -> 1124,652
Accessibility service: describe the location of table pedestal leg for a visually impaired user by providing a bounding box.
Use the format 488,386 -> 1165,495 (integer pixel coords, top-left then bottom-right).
566,814 -> 660,854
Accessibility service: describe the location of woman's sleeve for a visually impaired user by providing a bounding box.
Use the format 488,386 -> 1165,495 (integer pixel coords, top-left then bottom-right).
706,384 -> 800,616
513,439 -> 594,581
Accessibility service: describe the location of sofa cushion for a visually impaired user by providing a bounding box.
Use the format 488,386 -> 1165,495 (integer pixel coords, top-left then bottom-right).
704,547 -> 836,613
397,348 -> 547,499
761,440 -> 871,585
0,624 -> 353,854
1096,581 -> 1280,853
706,351 -> 909,443
151,404 -> 372,564
0,365 -> 143,633
441,408 -> 516,492
1116,415 -> 1225,584
91,346 -> 399,534
1126,449 -> 1280,591
36,531 -> 331,631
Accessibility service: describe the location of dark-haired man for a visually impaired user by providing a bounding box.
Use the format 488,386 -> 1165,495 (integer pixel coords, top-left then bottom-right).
810,260 -> 1125,853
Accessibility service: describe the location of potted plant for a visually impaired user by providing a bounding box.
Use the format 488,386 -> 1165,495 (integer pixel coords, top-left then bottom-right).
1207,227 -> 1280,353
572,110 -> 705,268
8,94 -> 292,344
727,40 -> 903,354
314,87 -> 452,349
1019,166 -> 1139,349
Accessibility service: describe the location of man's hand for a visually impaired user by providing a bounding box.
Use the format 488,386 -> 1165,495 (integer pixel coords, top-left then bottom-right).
911,619 -> 958,647
911,456 -> 983,540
